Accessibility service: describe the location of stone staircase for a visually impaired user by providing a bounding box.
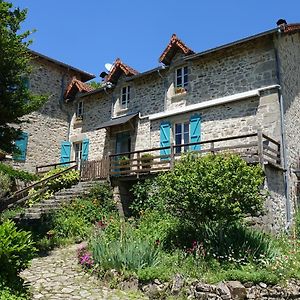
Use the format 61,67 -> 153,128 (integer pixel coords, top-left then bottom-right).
14,180 -> 99,221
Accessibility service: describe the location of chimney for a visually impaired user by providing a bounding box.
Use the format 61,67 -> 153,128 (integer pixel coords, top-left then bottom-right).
276,19 -> 287,27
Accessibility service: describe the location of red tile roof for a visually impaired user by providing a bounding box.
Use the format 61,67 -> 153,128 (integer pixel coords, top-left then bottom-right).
106,58 -> 139,83
159,34 -> 195,65
282,23 -> 300,33
64,77 -> 94,100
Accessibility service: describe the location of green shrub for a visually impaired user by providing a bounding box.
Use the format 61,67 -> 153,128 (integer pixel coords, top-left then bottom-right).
86,182 -> 116,214
27,167 -> 79,206
130,179 -> 164,216
0,163 -> 38,182
295,210 -> 300,239
49,197 -> 108,242
0,171 -> 11,198
155,153 -> 265,225
91,226 -> 160,273
135,210 -> 180,247
0,220 -> 36,280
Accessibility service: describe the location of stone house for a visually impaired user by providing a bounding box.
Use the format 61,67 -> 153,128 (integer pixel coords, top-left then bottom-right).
11,50 -> 95,171
15,20 -> 300,232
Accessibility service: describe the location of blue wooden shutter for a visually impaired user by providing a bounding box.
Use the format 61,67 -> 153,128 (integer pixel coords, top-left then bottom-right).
160,121 -> 171,159
60,141 -> 71,165
82,139 -> 89,161
190,114 -> 201,151
14,132 -> 28,161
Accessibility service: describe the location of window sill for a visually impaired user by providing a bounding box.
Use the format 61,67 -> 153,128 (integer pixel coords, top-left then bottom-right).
116,108 -> 129,116
171,91 -> 188,101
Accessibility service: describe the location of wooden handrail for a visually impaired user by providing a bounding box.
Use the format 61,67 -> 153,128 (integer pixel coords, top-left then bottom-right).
262,133 -> 280,147
36,160 -> 77,173
0,164 -> 78,212
109,132 -> 259,158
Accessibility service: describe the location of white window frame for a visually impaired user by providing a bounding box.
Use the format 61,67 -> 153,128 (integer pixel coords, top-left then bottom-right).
121,86 -> 130,109
175,66 -> 188,91
76,100 -> 84,118
73,141 -> 83,169
174,122 -> 190,154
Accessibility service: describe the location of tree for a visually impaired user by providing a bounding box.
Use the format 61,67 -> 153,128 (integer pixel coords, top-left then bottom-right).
0,1 -> 45,153
157,153 -> 265,226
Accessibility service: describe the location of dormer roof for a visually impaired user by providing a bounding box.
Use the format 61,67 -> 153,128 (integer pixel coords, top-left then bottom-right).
106,58 -> 139,84
64,77 -> 94,101
159,34 -> 195,65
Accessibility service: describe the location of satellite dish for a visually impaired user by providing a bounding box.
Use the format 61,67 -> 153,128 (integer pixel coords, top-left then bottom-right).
105,63 -> 113,72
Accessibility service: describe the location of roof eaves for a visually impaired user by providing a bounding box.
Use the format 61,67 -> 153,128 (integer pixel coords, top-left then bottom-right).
125,66 -> 168,82
79,86 -> 106,98
184,28 -> 278,62
29,49 -> 95,82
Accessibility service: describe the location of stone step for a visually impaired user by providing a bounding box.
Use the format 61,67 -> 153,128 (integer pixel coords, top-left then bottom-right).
13,180 -> 101,222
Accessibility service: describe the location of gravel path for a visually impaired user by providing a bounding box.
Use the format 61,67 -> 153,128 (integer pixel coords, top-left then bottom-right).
21,245 -> 145,300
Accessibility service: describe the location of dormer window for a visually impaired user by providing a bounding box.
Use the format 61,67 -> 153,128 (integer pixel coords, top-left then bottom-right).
76,100 -> 84,119
175,66 -> 188,93
121,86 -> 130,109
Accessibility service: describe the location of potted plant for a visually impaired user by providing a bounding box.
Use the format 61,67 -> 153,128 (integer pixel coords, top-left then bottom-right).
140,153 -> 154,170
75,115 -> 83,123
119,155 -> 130,171
175,87 -> 186,94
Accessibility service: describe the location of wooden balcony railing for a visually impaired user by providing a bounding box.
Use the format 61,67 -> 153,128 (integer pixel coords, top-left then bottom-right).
109,131 -> 281,177
80,159 -> 110,181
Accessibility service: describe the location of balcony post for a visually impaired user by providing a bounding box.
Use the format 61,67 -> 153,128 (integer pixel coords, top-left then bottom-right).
257,130 -> 264,165
136,152 -> 140,178
170,143 -> 175,169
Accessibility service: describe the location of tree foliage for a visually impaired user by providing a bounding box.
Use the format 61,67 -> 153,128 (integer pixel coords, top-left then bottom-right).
131,153 -> 265,226
0,1 -> 46,153
158,153 -> 265,224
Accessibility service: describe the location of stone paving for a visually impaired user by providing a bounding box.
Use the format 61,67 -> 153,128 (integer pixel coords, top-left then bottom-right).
21,245 -> 146,300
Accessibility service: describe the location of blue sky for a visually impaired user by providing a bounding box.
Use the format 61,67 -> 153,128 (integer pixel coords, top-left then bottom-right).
12,0 -> 300,81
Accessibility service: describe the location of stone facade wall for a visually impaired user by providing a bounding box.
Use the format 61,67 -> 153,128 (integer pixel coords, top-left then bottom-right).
68,92 -> 112,161
165,37 -> 277,111
276,31 -> 300,223
12,58 -> 81,172
65,34 -> 288,232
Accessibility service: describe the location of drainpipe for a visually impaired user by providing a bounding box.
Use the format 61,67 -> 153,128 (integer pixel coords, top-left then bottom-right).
157,66 -> 168,111
274,36 -> 291,229
60,74 -> 72,141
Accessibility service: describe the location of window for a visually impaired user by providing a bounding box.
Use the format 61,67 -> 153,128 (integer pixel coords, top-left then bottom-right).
74,142 -> 82,162
121,86 -> 130,108
175,66 -> 188,92
13,132 -> 28,161
76,101 -> 83,118
174,122 -> 189,154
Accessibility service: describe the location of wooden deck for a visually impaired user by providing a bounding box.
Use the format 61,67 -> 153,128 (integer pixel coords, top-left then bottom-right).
107,131 -> 281,178
33,131 -> 282,182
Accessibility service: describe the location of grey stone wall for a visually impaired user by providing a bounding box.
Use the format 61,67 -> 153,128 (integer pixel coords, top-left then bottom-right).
276,31 -> 300,223
13,58 -> 81,172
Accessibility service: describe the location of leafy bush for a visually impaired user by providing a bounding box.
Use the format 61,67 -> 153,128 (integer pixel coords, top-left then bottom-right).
155,153 -> 265,225
295,210 -> 300,239
48,197 -> 109,242
0,163 -> 38,182
0,220 -> 36,280
86,182 -> 116,214
130,179 -> 163,216
0,171 -> 11,198
0,284 -> 28,300
135,210 -> 180,247
91,226 -> 160,273
27,167 -> 79,206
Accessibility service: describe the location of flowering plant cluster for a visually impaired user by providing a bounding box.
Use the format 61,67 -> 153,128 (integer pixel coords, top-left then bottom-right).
186,240 -> 206,258
77,243 -> 94,269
